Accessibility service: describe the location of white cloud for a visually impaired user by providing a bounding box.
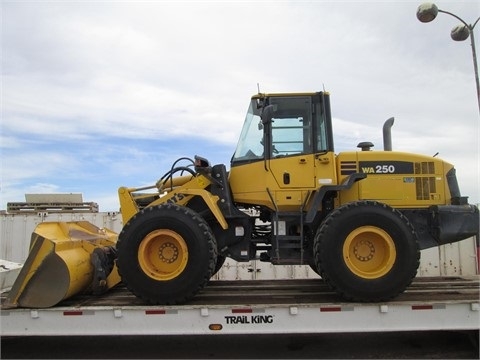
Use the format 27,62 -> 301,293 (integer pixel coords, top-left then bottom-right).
1,0 -> 479,209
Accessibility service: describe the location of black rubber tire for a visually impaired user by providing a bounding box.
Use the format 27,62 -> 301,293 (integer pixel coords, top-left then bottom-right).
116,203 -> 217,305
314,200 -> 420,302
212,255 -> 226,277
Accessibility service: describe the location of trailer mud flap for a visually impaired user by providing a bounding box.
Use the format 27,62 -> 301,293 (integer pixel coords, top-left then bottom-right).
3,222 -> 120,309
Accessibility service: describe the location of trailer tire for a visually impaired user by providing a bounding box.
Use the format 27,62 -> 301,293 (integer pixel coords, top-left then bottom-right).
117,203 -> 217,305
314,200 -> 419,302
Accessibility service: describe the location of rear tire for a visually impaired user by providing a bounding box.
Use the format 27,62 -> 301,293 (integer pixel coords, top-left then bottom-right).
314,200 -> 419,302
117,203 -> 217,305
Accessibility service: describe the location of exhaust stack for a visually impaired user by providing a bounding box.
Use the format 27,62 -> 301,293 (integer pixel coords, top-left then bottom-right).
383,117 -> 394,151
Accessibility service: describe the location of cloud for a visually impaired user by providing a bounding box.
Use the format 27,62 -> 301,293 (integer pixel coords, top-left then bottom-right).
1,0 -> 479,211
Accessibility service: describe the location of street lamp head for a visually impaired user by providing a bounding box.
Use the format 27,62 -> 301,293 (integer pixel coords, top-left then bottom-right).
451,24 -> 470,41
417,3 -> 439,23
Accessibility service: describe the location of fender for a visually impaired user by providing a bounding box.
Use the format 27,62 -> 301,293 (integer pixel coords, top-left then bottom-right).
305,172 -> 367,224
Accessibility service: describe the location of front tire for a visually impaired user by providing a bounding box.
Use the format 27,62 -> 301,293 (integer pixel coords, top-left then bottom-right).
314,201 -> 419,302
212,255 -> 226,277
117,203 -> 217,305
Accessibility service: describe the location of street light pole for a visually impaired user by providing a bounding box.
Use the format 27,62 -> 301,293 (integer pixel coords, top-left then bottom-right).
417,3 -> 480,114
466,22 -> 480,112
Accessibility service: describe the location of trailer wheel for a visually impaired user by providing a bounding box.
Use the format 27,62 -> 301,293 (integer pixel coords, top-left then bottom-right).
314,200 -> 419,302
117,203 -> 217,305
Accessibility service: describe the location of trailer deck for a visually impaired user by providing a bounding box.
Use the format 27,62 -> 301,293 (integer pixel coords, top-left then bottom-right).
1,276 -> 479,336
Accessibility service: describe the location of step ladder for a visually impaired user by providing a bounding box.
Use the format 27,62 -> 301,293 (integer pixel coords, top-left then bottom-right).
271,211 -> 305,265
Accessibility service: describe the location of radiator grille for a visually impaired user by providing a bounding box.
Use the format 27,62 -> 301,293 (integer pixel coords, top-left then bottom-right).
415,162 -> 436,200
416,177 -> 436,200
415,161 -> 435,174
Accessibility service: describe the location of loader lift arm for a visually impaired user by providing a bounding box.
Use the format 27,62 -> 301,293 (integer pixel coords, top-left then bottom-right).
118,156 -> 231,229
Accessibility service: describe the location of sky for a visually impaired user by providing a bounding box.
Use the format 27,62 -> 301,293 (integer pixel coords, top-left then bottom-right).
1,0 -> 479,212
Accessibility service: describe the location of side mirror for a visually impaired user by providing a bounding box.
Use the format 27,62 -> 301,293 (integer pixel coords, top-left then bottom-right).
261,105 -> 275,125
194,155 -> 212,174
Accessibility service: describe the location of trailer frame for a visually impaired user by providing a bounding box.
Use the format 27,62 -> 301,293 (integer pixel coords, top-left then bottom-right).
1,277 -> 479,336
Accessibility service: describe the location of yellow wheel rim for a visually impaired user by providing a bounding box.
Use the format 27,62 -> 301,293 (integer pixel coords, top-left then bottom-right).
138,229 -> 188,281
343,226 -> 396,279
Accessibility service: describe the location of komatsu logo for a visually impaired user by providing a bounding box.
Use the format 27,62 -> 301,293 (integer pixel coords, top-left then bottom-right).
224,315 -> 274,324
166,193 -> 185,204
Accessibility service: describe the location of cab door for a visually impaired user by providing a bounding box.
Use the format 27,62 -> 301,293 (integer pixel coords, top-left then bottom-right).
267,96 -> 316,189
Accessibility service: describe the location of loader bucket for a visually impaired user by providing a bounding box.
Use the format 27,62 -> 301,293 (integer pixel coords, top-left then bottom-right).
3,221 -> 120,309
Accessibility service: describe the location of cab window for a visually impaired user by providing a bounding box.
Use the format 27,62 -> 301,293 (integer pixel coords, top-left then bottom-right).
269,96 -> 312,158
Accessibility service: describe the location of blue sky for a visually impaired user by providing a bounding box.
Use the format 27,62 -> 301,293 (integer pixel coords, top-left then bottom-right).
2,0 -> 479,211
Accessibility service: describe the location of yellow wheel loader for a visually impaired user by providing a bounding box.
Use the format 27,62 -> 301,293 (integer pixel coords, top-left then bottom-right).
6,91 -> 479,308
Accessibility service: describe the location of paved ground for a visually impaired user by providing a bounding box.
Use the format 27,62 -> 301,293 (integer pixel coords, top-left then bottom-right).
2,330 -> 478,359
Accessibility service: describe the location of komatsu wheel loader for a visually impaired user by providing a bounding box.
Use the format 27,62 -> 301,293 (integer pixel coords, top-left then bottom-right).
5,91 -> 479,308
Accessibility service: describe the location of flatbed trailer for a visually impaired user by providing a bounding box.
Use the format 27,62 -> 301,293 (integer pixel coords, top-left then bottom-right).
1,277 -> 479,336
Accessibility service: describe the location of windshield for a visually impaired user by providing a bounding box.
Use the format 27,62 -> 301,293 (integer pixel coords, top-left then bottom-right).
231,100 -> 264,163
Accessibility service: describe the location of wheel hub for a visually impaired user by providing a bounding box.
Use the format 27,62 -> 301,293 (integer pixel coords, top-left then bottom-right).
343,226 -> 396,279
138,229 -> 188,281
353,240 -> 375,262
159,243 -> 179,263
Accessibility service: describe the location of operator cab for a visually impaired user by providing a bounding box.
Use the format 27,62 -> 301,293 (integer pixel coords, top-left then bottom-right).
231,92 -> 334,166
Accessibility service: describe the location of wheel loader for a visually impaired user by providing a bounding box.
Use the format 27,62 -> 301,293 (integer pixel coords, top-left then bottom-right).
5,91 -> 479,308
